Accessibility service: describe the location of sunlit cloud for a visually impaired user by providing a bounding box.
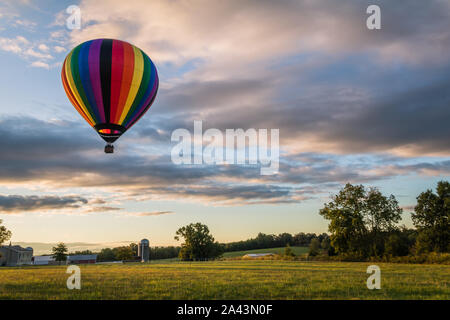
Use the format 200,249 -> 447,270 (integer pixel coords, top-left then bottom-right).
121,211 -> 174,217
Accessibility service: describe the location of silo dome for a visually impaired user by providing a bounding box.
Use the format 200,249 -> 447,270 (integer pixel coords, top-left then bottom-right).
140,239 -> 149,245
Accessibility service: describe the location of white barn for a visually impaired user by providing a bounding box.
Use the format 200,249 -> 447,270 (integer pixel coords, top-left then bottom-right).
33,255 -> 56,265
244,253 -> 274,258
0,244 -> 33,266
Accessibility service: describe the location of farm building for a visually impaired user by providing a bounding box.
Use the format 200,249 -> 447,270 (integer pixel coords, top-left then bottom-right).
67,254 -> 97,264
243,253 -> 274,258
33,255 -> 56,265
138,239 -> 150,262
0,243 -> 33,266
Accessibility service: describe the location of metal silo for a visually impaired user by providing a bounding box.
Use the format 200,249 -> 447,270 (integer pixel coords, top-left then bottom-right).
138,239 -> 150,262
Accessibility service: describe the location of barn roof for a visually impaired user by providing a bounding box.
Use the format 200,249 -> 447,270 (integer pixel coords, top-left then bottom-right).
33,255 -> 55,262
67,254 -> 97,260
244,253 -> 274,257
0,245 -> 33,253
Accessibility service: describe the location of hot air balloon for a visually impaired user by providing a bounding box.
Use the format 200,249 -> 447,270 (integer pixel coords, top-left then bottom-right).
61,39 -> 159,153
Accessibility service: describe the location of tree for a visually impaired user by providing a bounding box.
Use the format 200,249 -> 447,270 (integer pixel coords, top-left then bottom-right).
52,243 -> 68,262
320,235 -> 335,256
292,232 -> 317,246
71,250 -> 93,255
174,222 -> 223,261
319,184 -> 368,257
365,188 -> 402,256
284,244 -> 295,257
384,232 -> 409,257
276,233 -> 293,247
412,181 -> 449,253
97,248 -> 116,262
319,183 -> 402,258
0,219 -> 12,245
308,238 -> 320,256
113,246 -> 135,261
129,243 -> 138,256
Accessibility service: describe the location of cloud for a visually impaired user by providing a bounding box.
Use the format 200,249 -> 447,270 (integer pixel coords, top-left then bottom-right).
0,6 -> 65,69
0,1 -> 449,208
0,35 -> 56,69
37,44 -> 50,52
0,116 -> 447,206
13,18 -> 37,30
64,0 -> 450,156
30,61 -> 50,69
24,48 -> 53,60
123,211 -> 174,217
0,36 -> 27,54
85,206 -> 122,213
71,0 -> 450,71
53,45 -> 65,53
140,70 -> 450,157
0,195 -> 88,214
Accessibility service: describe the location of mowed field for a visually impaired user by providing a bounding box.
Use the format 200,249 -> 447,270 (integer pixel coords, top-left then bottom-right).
0,260 -> 448,300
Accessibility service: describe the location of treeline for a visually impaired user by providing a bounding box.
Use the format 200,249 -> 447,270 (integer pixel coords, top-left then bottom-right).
93,232 -> 324,262
222,232 -> 328,252
95,244 -> 181,262
75,180 -> 448,263
318,181 -> 449,261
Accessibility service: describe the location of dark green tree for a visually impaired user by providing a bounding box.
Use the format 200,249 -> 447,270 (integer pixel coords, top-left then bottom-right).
174,222 -> 223,261
386,227 -> 416,256
129,243 -> 138,256
319,184 -> 368,257
321,235 -> 335,255
70,250 -> 93,255
384,232 -> 410,257
365,188 -> 402,256
319,183 -> 402,258
113,246 -> 135,261
52,242 -> 68,262
97,248 -> 116,261
412,181 -> 449,253
284,243 -> 295,257
308,238 -> 320,256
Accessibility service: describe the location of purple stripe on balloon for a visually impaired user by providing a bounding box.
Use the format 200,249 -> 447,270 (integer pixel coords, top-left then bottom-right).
88,39 -> 106,123
125,72 -> 159,128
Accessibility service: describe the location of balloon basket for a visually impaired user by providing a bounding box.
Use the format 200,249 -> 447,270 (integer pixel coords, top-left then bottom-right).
105,144 -> 114,154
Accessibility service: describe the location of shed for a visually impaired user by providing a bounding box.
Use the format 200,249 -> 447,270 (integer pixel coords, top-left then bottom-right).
67,254 -> 97,264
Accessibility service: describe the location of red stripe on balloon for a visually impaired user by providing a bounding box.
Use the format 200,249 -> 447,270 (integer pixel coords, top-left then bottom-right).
110,40 -> 124,123
113,41 -> 135,124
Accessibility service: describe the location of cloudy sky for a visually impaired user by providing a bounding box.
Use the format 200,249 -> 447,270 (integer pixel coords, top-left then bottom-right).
0,0 -> 449,246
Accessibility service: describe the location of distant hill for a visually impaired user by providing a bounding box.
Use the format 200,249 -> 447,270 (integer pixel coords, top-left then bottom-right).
12,241 -> 135,255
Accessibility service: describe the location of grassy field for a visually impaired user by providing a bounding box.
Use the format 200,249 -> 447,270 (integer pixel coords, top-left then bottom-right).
222,246 -> 308,258
0,260 -> 448,299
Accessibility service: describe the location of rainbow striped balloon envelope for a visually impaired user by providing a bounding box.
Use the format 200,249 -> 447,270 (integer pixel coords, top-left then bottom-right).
61,39 -> 159,152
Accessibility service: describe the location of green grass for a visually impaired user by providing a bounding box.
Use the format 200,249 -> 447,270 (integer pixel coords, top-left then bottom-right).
222,246 -> 309,258
0,260 -> 448,299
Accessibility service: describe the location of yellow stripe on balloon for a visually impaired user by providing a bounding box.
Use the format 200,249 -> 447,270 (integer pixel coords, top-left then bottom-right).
65,50 -> 96,125
118,46 -> 144,124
